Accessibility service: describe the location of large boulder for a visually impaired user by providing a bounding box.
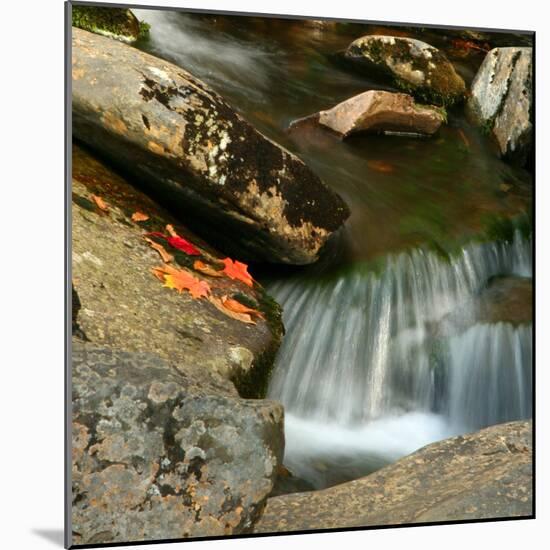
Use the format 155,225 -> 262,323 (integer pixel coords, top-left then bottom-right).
71,5 -> 147,43
254,421 -> 532,533
344,35 -> 466,106
72,28 -> 349,264
72,144 -> 283,399
467,47 -> 532,166
293,90 -> 445,138
71,342 -> 284,545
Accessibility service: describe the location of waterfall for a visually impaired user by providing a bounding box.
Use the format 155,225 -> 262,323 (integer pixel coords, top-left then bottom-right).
268,232 -> 532,488
445,323 -> 532,431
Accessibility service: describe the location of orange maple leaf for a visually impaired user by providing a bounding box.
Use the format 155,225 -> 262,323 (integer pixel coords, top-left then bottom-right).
91,194 -> 109,212
221,296 -> 264,319
208,295 -> 256,324
152,265 -> 210,299
220,258 -> 254,287
194,260 -> 224,278
132,211 -> 149,222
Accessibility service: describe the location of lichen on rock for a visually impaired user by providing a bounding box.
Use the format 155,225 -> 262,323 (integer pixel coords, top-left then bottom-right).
467,47 -> 532,166
72,27 -> 350,265
344,35 -> 466,107
71,342 -> 285,545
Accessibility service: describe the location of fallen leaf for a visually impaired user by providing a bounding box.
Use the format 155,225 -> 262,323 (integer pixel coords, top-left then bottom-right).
220,258 -> 254,287
144,237 -> 173,263
91,194 -> 109,212
367,160 -> 394,174
167,235 -> 201,255
144,231 -> 201,256
152,265 -> 210,299
221,295 -> 264,319
166,224 -> 178,237
132,211 -> 150,222
208,295 -> 256,324
194,260 -> 224,278
500,183 -> 512,193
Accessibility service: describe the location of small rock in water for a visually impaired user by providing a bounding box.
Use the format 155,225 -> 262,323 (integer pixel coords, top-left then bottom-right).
301,90 -> 446,139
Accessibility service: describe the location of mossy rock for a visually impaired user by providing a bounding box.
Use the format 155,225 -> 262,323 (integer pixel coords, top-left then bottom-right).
72,5 -> 148,43
345,35 -> 466,107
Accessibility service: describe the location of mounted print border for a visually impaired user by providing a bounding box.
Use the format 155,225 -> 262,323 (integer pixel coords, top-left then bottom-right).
65,1 -> 535,547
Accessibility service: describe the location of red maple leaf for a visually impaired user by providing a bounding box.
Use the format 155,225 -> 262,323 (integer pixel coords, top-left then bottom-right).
144,232 -> 201,256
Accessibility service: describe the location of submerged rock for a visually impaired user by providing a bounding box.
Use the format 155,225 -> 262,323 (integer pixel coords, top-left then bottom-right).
344,35 -> 466,106
477,276 -> 532,325
72,144 -> 283,399
296,90 -> 445,138
72,28 -> 349,264
71,5 -> 147,43
467,47 -> 532,166
71,341 -> 284,545
254,421 -> 532,533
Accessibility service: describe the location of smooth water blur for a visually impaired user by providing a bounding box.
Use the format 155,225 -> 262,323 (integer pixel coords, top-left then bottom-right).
132,12 -> 533,490
269,233 -> 532,486
135,10 -> 532,264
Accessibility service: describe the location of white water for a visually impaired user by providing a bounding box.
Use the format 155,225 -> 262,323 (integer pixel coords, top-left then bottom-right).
268,232 -> 532,488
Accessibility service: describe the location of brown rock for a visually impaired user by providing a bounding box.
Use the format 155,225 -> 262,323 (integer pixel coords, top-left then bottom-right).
71,27 -> 349,264
312,90 -> 445,138
254,421 -> 532,533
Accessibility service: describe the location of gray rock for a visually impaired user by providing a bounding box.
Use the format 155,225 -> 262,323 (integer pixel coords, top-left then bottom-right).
254,421 -> 532,533
307,90 -> 445,138
72,28 -> 349,264
72,144 -> 282,399
344,35 -> 466,106
468,47 -> 532,166
71,342 -> 285,545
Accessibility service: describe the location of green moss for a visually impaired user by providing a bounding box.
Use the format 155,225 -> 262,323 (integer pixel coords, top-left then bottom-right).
72,5 -> 141,43
231,287 -> 284,399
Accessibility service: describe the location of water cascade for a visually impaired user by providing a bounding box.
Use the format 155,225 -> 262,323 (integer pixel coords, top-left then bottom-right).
268,232 -> 532,488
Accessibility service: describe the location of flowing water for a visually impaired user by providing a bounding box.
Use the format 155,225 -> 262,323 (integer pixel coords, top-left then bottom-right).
134,10 -> 533,491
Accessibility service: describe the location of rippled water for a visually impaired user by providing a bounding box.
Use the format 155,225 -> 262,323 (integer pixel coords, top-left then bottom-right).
133,11 -> 533,491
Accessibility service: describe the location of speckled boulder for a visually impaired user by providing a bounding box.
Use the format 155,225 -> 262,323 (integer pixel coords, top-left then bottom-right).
254,421 -> 532,533
71,342 -> 285,545
72,28 -> 349,264
303,90 -> 446,138
467,47 -> 532,166
344,35 -> 466,106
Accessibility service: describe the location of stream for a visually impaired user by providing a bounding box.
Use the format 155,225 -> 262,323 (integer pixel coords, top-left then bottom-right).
134,10 -> 533,491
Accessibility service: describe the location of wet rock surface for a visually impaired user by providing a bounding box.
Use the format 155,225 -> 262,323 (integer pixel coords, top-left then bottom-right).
477,276 -> 532,325
344,35 -> 466,106
72,144 -> 283,398
72,28 -> 349,264
298,90 -> 445,138
71,341 -> 284,545
467,47 -> 532,166
254,421 -> 532,533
